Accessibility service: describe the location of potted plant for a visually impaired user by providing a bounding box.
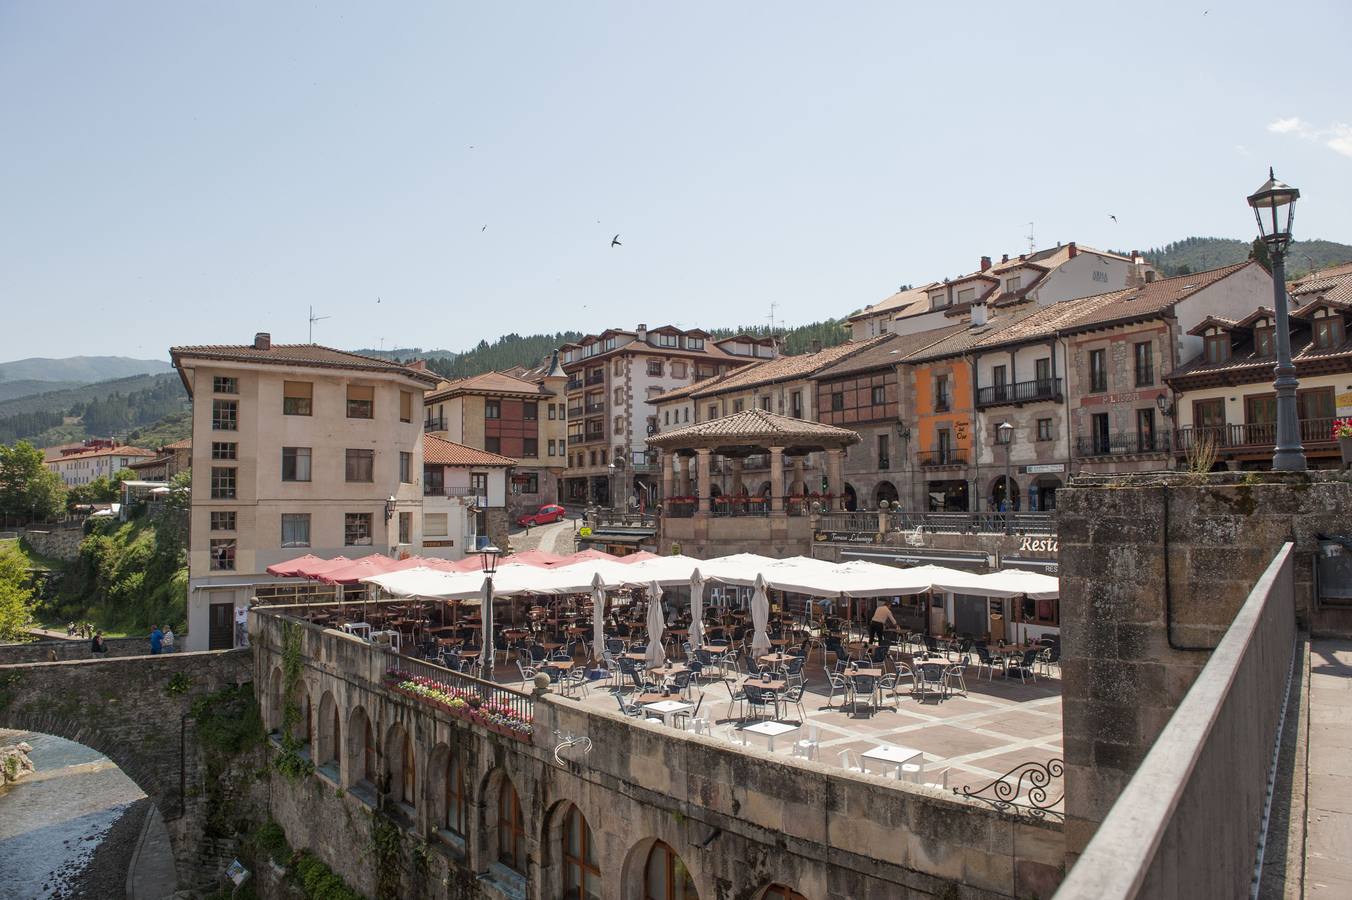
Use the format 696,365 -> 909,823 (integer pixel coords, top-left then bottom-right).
1336,419 -> 1352,468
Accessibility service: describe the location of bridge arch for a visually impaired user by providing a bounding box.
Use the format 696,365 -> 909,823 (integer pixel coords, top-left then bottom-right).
315,689 -> 341,769
265,664 -> 284,733
384,720 -> 416,809
621,836 -> 702,899
345,704 -> 376,789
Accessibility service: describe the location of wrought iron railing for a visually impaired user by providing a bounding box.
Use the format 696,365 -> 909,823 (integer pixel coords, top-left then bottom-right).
423,417 -> 447,432
710,496 -> 770,518
975,378 -> 1062,408
567,405 -> 583,418
818,511 -> 881,533
390,654 -> 535,726
1074,432 -> 1172,456
585,372 -> 605,386
664,499 -> 697,518
566,379 -> 583,391
1174,416 -> 1337,452
917,450 -> 968,467
584,402 -> 606,414
891,511 -> 1057,535
954,759 -> 1064,821
581,431 -> 606,443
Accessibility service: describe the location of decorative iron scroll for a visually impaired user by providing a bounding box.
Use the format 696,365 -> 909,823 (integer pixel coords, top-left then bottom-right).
954,758 -> 1064,820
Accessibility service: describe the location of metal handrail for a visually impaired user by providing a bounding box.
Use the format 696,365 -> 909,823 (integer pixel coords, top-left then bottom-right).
1075,433 -> 1172,456
976,378 -> 1062,407
917,450 -> 969,467
1174,416 -> 1337,451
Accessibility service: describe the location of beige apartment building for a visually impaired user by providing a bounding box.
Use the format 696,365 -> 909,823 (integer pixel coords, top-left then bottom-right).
423,353 -> 567,520
46,443 -> 156,486
171,334 -> 439,651
560,325 -> 774,507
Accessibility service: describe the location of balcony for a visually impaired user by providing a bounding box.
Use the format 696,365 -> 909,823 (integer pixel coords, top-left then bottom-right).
1076,432 -> 1171,457
584,402 -> 606,415
585,372 -> 606,387
567,405 -> 583,418
423,485 -> 482,500
918,450 -> 968,467
581,430 -> 606,444
975,378 -> 1062,409
423,417 -> 447,432
1174,417 -> 1338,455
566,378 -> 583,391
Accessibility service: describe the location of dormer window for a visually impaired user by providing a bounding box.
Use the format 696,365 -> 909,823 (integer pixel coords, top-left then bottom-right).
957,287 -> 976,305
604,337 -> 616,351
657,333 -> 678,348
1254,324 -> 1274,357
1005,276 -> 1022,293
584,343 -> 597,357
931,291 -> 948,309
1204,332 -> 1231,363
1314,315 -> 1345,349
563,350 -> 575,363
687,337 -> 704,350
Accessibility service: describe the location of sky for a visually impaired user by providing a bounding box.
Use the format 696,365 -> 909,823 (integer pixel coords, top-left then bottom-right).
1,1 -> 1350,362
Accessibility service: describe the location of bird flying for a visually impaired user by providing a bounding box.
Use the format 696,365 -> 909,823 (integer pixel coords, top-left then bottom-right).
611,234 -> 622,247
1109,215 -> 1117,223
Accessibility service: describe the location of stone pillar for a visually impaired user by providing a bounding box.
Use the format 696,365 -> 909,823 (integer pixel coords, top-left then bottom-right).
792,456 -> 805,498
662,451 -> 674,502
695,449 -> 712,514
730,458 -> 744,496
769,447 -> 786,515
678,455 -> 691,496
827,448 -> 845,509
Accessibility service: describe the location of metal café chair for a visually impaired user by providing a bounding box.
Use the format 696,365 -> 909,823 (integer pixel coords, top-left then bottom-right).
849,674 -> 878,714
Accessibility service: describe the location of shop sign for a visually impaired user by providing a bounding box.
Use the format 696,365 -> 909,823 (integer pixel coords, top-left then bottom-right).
1017,537 -> 1058,553
1024,463 -> 1065,474
814,531 -> 879,544
579,526 -> 593,537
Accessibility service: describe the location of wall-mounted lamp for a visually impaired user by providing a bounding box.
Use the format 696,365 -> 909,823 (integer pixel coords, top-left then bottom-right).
384,495 -> 397,521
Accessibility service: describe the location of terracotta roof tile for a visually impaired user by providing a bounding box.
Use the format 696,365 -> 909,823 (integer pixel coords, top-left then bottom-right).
662,337 -> 891,401
1290,261 -> 1352,304
170,343 -> 439,385
422,434 -> 515,467
427,370 -> 551,402
50,446 -> 156,463
647,408 -> 860,448
163,438 -> 192,450
814,325 -> 970,378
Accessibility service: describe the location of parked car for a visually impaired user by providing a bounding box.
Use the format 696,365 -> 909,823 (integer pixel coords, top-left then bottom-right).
517,504 -> 566,527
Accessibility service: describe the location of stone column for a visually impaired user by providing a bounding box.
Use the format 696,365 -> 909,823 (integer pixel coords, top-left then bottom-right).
662,451 -> 674,502
769,447 -> 786,515
792,456 -> 805,497
695,449 -> 712,514
827,448 -> 846,509
678,455 -> 691,496
730,458 -> 744,496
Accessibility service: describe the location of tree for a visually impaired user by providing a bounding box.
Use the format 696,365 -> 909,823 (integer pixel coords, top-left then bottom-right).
0,441 -> 67,522
0,542 -> 34,641
1249,238 -> 1272,271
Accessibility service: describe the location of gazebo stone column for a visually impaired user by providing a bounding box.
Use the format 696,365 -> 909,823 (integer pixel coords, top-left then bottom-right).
827,448 -> 846,508
730,458 -> 744,496
695,449 -> 712,515
769,446 -> 786,515
793,456 -> 806,496
678,454 -> 691,496
662,451 -> 675,502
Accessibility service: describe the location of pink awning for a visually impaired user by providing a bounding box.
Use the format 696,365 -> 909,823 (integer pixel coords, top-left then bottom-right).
313,554 -> 409,585
616,551 -> 659,563
500,550 -> 565,567
266,555 -> 350,578
548,549 -> 620,566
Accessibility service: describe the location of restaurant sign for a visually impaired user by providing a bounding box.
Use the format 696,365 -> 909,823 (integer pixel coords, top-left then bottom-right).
1018,537 -> 1058,553
814,530 -> 880,545
1023,463 -> 1065,475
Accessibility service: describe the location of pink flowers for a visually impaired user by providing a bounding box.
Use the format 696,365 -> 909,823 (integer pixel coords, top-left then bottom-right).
1333,418 -> 1352,440
385,669 -> 533,738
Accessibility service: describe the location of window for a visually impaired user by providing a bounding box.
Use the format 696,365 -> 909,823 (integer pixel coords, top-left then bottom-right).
1314,316 -> 1345,349
648,360 -> 664,376
561,804 -> 600,899
664,410 -> 670,426
470,472 -> 488,496
547,404 -> 557,420
517,473 -> 539,494
398,511 -> 412,544
877,433 -> 890,469
1299,387 -> 1336,421
830,392 -> 844,411
210,467 -> 236,499
1254,325 -> 1274,357
991,365 -> 1008,400
759,396 -> 771,411
1037,418 -> 1052,441
1244,394 -> 1277,425
345,449 -> 374,483
486,436 -> 501,453
1005,276 -> 1022,293
1091,412 -> 1111,454
1134,341 -> 1154,387
657,333 -> 678,348
346,385 -> 374,419
733,399 -> 745,413
1035,357 -> 1052,388
957,287 -> 976,304
522,438 -> 538,457
1194,398 -> 1226,429
589,450 -> 597,466
520,402 -> 537,422
790,391 -> 803,418
934,374 -> 950,411
605,337 -> 617,351
399,391 -> 413,423
498,779 -> 525,873
614,415 -> 625,433
344,513 -> 372,546
643,841 -> 696,900
614,387 -> 625,405
281,514 -> 311,547
283,381 -> 313,416
708,404 -> 718,420
445,753 -> 468,837
1204,334 -> 1231,364
210,511 -> 236,531
931,291 -> 949,309
400,451 -> 412,482
1137,408 -> 1157,451
485,400 -> 500,419
871,385 -> 886,405
212,399 -> 237,430
548,439 -> 557,457
213,376 -> 238,394
672,362 -> 687,378
687,337 -> 704,350
209,539 -> 236,571
282,447 -> 312,482
424,513 -> 448,537
211,441 -> 237,460
937,428 -> 952,461
599,449 -> 607,464
1089,349 -> 1108,393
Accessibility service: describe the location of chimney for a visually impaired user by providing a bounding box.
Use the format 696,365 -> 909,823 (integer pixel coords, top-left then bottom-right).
1068,242 -> 1078,258
636,323 -> 648,342
407,359 -> 427,372
809,339 -> 822,354
254,332 -> 271,350
1018,254 -> 1026,262
980,255 -> 992,272
1001,253 -> 1009,264
971,300 -> 988,328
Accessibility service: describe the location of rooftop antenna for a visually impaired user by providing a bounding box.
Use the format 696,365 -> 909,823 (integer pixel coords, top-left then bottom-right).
767,301 -> 778,333
1026,222 -> 1036,255
308,305 -> 331,343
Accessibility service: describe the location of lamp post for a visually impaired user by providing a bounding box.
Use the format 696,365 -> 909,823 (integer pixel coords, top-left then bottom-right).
607,462 -> 616,511
1247,168 -> 1306,471
997,421 -> 1013,532
479,543 -> 502,680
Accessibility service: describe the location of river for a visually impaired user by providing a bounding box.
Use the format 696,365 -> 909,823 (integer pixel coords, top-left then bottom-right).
0,729 -> 151,899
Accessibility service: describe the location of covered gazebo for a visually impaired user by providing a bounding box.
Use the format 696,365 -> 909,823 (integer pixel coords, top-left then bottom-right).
646,409 -> 860,554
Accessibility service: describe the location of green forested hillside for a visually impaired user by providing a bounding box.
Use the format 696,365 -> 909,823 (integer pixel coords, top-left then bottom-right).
0,373 -> 188,445
0,356 -> 171,383
0,379 -> 84,402
1143,237 -> 1352,279
711,320 -> 850,355
419,332 -> 584,380
126,410 -> 193,448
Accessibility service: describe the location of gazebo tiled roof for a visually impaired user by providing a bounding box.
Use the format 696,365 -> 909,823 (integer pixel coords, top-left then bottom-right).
646,408 -> 860,452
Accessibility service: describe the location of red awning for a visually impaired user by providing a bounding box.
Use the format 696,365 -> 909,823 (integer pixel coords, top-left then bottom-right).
499,550 -> 564,567
547,549 -> 620,566
313,554 -> 411,585
266,555 -> 349,578
615,551 -> 660,563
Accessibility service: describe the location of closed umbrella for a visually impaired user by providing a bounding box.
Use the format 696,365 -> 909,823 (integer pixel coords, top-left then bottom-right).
689,569 -> 706,649
480,576 -> 494,678
750,574 -> 771,657
645,581 -> 666,669
590,572 -> 605,665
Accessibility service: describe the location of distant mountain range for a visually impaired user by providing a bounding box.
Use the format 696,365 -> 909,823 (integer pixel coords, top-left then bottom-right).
1141,237 -> 1352,279
0,355 -> 171,385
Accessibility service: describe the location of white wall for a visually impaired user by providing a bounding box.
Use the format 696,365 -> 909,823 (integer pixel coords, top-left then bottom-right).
1171,264 -> 1273,365
1034,252 -> 1132,306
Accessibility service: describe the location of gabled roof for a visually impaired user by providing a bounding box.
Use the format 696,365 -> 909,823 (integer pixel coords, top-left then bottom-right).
646,408 -> 860,449
846,283 -> 940,323
422,434 -> 515,467
652,337 -> 890,402
1291,296 -> 1352,320
903,304 -> 1042,363
170,343 -> 439,386
163,438 -> 192,450
1186,315 -> 1243,337
1057,261 -> 1257,334
1233,308 -> 1275,329
50,445 -> 156,463
1289,261 -> 1352,304
814,324 -> 969,378
426,370 -> 550,402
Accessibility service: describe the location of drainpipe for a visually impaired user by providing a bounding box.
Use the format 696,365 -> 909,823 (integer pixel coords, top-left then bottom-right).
1059,335 -> 1075,483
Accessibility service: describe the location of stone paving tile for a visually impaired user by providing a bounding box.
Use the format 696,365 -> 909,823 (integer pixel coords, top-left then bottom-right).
1306,640 -> 1352,894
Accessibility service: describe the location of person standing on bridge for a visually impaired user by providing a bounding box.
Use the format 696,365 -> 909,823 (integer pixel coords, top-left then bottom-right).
162,626 -> 175,653
91,632 -> 107,655
149,624 -> 163,655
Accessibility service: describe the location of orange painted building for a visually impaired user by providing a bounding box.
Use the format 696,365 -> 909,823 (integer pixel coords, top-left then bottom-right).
908,355 -> 974,510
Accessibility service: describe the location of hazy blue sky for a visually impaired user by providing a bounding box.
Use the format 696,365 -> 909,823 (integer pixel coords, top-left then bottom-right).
2,1 -> 1349,361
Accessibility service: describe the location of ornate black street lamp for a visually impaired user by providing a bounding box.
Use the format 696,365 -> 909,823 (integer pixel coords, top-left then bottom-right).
998,421 -> 1014,531
1247,168 -> 1305,471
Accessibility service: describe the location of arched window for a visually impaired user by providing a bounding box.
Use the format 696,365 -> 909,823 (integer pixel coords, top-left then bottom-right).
363,717 -> 376,783
329,702 -> 341,766
644,841 -> 697,900
445,751 -> 467,836
561,804 -> 600,899
763,886 -> 807,900
498,778 -> 526,873
401,729 -> 416,807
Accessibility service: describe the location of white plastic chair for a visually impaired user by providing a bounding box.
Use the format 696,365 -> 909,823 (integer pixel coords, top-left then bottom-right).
792,722 -> 820,761
922,767 -> 950,790
724,725 -> 748,746
836,749 -> 865,773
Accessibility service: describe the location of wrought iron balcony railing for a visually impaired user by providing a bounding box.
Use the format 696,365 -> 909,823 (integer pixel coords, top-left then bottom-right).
975,378 -> 1062,408
1075,432 -> 1172,457
917,450 -> 968,467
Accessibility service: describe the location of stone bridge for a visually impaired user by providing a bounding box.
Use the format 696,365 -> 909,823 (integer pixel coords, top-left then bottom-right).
0,646 -> 254,891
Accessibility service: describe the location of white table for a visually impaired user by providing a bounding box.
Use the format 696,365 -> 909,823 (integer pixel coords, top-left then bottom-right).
642,700 -> 694,727
371,629 -> 402,652
861,744 -> 923,778
342,622 -> 372,640
743,720 -> 799,753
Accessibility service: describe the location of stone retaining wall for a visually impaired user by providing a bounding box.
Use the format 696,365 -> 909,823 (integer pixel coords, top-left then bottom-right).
0,636 -> 148,664
20,526 -> 85,561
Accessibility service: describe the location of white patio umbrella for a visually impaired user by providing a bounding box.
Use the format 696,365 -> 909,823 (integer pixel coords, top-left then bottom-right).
750,574 -> 771,657
590,572 -> 606,665
645,580 -> 667,669
689,569 -> 706,649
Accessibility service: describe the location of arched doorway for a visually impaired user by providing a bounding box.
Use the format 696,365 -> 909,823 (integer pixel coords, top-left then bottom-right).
874,481 -> 899,507
761,885 -> 809,900
842,483 -> 858,511
384,722 -> 415,809
990,475 -> 1020,511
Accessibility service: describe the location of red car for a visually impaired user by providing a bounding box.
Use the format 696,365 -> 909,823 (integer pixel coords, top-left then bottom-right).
517,504 -> 566,527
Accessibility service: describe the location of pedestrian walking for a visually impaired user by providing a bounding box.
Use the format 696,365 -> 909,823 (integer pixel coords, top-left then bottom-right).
162,626 -> 175,653
149,624 -> 163,655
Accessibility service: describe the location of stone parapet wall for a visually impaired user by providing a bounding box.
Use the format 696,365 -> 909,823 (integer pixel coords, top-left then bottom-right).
20,526 -> 85,561
0,635 -> 147,663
